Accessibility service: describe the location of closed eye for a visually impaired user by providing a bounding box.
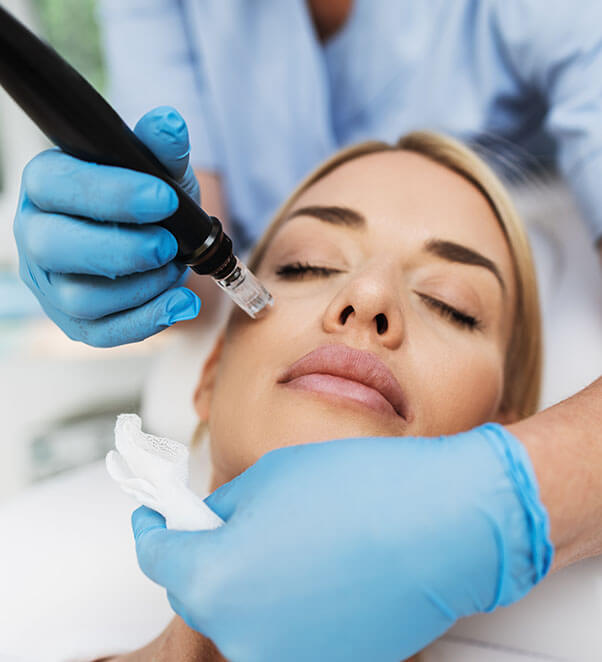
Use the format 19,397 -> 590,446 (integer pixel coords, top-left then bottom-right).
275,261 -> 344,279
418,293 -> 482,331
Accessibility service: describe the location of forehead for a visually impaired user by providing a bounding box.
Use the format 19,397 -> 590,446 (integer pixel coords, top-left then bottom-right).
288,151 -> 512,270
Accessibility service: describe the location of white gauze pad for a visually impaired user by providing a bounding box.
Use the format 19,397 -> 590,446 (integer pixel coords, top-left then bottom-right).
106,413 -> 224,531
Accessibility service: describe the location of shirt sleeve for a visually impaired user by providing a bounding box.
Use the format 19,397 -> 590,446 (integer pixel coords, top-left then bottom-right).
494,1 -> 602,244
96,0 -> 221,171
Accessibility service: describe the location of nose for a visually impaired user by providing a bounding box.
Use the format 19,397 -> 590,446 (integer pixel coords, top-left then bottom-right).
322,267 -> 405,350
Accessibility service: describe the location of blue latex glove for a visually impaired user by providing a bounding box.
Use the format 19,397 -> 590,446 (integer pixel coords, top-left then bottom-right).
13,106 -> 201,347
133,424 -> 553,661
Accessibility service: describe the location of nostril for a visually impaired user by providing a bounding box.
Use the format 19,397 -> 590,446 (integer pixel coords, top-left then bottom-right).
375,313 -> 388,334
339,305 -> 354,325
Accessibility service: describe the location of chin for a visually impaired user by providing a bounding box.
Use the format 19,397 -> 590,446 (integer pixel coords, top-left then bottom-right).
210,398 -> 410,483
261,405 -> 407,453
291,395 -> 407,437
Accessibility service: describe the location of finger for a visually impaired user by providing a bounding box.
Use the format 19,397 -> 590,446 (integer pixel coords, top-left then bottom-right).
132,506 -> 221,593
203,464 -> 263,522
134,106 -> 200,203
23,149 -> 179,223
134,107 -> 190,180
132,505 -> 166,538
38,262 -> 186,320
37,286 -> 200,347
203,447 -> 291,521
203,479 -> 242,522
18,202 -> 178,277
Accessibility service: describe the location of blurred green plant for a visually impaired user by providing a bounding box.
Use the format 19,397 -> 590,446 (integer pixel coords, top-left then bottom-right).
32,0 -> 106,93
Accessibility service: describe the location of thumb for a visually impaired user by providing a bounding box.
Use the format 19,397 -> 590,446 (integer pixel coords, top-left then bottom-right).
134,106 -> 200,203
203,449 -> 282,521
132,506 -> 220,593
203,460 -> 267,522
203,475 -> 245,522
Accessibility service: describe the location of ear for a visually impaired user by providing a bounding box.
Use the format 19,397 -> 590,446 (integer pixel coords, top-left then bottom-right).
193,333 -> 225,422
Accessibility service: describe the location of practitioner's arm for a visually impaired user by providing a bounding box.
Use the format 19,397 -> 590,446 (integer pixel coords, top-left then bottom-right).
493,4 -> 602,251
510,376 -> 602,571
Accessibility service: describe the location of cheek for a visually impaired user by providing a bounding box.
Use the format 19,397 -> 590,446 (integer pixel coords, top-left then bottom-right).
206,324 -> 272,481
205,301 -> 319,481
409,340 -> 505,436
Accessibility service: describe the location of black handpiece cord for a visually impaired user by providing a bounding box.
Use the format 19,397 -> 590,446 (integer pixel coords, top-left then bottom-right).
0,6 -> 272,318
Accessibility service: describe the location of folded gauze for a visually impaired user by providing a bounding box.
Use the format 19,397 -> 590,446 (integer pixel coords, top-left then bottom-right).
106,413 -> 224,531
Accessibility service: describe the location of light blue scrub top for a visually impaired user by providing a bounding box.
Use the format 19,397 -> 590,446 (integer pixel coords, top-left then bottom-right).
99,0 -> 602,251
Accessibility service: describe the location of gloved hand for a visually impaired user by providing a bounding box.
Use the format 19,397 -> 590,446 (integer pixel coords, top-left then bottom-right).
13,106 -> 201,347
132,424 -> 553,662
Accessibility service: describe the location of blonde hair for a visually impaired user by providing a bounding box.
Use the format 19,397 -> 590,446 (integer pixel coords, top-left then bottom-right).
247,132 -> 542,418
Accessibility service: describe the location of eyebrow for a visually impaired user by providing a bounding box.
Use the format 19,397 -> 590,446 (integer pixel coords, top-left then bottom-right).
285,205 -> 365,228
284,205 -> 505,294
424,239 -> 506,294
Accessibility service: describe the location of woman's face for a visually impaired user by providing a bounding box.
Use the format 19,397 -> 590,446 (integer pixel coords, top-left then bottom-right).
196,151 -> 517,487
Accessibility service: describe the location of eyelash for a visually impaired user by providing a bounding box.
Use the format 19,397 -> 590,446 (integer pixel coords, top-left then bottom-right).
275,261 -> 343,278
417,293 -> 481,331
274,262 -> 482,331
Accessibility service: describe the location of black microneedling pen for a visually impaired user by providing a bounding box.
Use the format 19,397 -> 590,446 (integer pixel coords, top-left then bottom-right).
0,6 -> 273,318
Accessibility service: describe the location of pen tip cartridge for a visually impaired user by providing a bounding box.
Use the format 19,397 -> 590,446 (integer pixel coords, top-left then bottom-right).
214,257 -> 273,318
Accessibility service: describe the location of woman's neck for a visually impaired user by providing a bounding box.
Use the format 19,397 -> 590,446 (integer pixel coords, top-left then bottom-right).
160,621 -> 224,661
119,617 -> 225,662
306,0 -> 353,42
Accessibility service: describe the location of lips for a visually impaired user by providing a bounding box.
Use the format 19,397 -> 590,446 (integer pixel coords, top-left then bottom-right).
278,344 -> 410,421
